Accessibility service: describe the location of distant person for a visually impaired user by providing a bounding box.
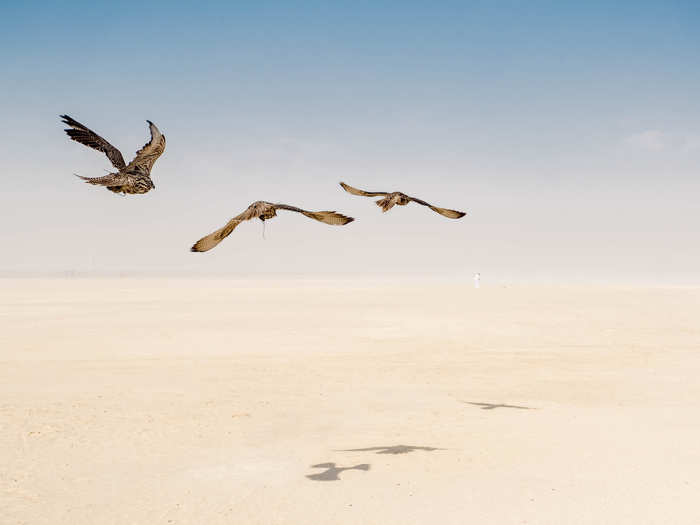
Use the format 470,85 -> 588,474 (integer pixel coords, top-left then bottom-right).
474,273 -> 481,289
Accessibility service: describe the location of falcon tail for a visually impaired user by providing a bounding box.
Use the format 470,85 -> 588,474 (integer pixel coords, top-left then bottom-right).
74,173 -> 118,186
375,197 -> 395,212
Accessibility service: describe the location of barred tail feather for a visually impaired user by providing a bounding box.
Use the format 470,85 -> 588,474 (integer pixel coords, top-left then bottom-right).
74,173 -> 120,186
375,197 -> 395,212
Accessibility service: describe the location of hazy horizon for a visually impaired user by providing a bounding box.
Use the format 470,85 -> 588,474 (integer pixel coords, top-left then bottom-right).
2,1 -> 699,283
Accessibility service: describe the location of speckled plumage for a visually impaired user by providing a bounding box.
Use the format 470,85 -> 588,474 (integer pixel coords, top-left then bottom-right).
190,201 -> 354,252
61,115 -> 165,195
339,182 -> 466,219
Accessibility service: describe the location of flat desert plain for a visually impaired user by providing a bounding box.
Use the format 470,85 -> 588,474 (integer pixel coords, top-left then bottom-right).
1,279 -> 699,524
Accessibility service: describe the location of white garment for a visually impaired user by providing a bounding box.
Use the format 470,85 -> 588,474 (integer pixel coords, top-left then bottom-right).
474,273 -> 480,289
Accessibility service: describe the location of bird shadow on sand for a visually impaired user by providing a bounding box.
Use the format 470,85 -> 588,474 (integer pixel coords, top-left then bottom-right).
337,445 -> 443,455
464,401 -> 536,410
306,462 -> 370,481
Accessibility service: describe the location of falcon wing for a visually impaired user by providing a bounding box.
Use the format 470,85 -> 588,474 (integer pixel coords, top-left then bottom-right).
339,182 -> 388,197
60,115 -> 126,170
190,206 -> 258,252
125,121 -> 166,174
274,204 -> 355,225
409,196 -> 466,219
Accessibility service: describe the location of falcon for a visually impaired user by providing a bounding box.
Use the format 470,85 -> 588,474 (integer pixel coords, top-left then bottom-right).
190,201 -> 354,252
339,182 -> 466,218
60,115 -> 165,195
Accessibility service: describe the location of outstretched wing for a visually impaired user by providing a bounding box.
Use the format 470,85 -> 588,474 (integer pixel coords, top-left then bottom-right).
409,196 -> 466,219
274,204 -> 355,225
339,182 -> 388,197
60,115 -> 126,170
190,206 -> 258,252
125,121 -> 166,173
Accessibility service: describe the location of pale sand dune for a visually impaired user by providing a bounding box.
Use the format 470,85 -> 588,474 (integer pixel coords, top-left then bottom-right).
1,279 -> 699,524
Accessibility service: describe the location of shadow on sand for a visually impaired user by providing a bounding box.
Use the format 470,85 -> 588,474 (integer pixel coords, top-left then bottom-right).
306,462 -> 370,481
338,445 -> 442,455
464,401 -> 535,410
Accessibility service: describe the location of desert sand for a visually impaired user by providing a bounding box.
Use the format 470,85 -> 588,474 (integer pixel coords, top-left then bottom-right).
1,279 -> 699,524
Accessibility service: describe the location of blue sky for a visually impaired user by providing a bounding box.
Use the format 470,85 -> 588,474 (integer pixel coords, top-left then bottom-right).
1,1 -> 699,281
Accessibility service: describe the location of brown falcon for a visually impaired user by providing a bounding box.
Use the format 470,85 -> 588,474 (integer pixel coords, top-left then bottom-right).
339,182 -> 466,218
60,115 -> 165,195
190,201 -> 354,252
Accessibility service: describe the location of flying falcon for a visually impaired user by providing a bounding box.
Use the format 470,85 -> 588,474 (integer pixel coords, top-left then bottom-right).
190,201 -> 354,252
339,182 -> 466,218
60,115 -> 165,195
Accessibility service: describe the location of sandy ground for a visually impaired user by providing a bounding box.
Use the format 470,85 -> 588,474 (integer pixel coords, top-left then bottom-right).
1,279 -> 699,524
